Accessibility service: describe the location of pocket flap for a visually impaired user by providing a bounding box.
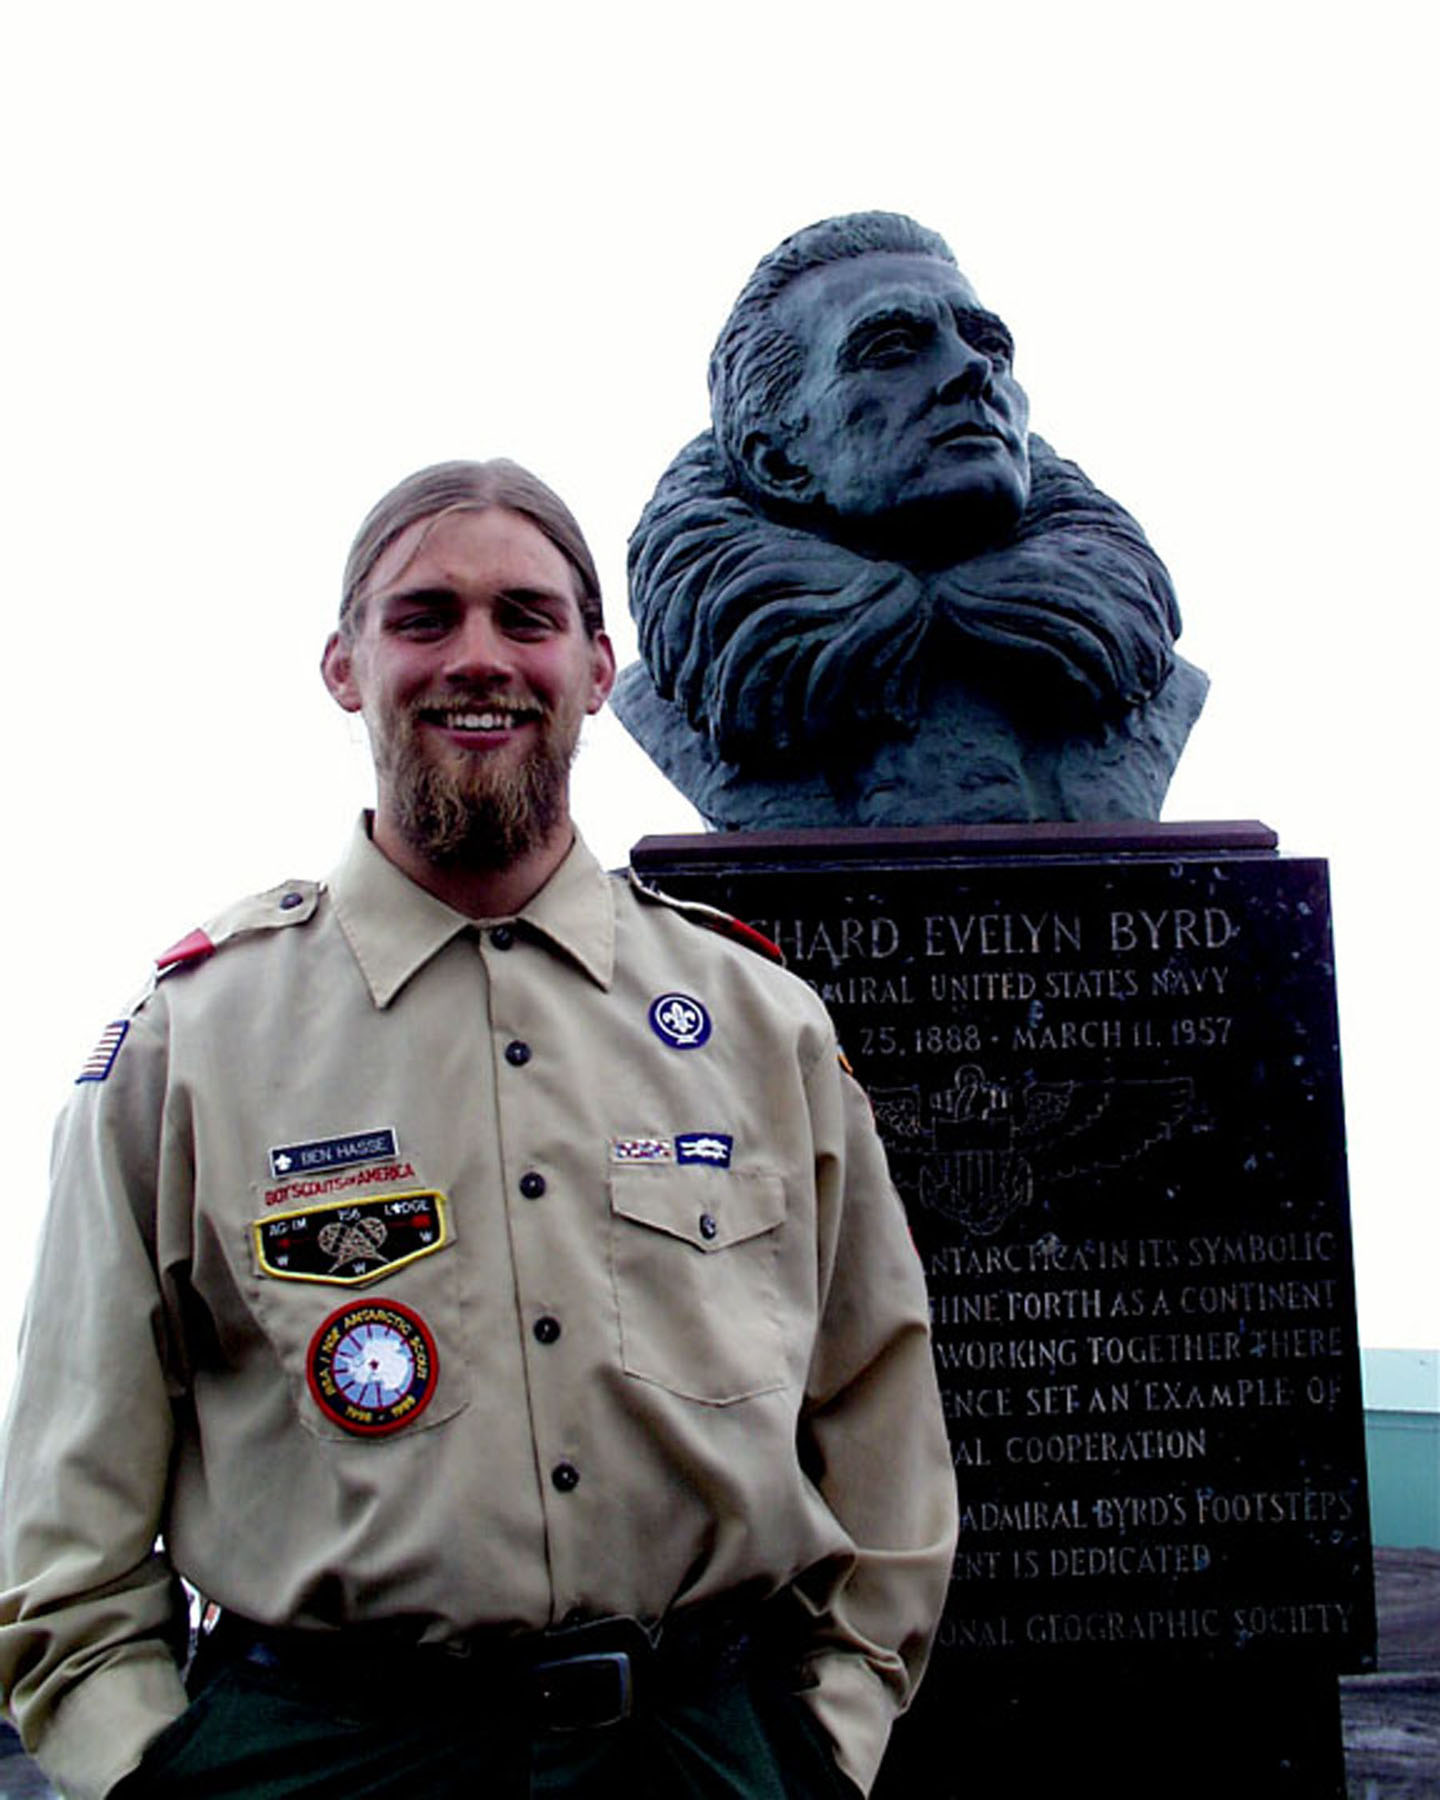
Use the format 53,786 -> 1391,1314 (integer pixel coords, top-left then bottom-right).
609,1168 -> 786,1252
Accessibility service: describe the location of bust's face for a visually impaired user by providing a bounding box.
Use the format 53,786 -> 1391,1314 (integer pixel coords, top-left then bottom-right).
769,253 -> 1031,556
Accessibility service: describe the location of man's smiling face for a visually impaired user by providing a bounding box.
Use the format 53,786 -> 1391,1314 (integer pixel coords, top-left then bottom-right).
770,253 -> 1031,557
322,505 -> 614,880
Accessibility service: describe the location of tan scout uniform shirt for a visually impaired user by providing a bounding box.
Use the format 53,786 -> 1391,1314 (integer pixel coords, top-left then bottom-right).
0,824 -> 956,1799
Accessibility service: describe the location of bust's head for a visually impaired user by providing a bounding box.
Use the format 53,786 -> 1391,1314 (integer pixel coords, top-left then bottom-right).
709,212 -> 1031,561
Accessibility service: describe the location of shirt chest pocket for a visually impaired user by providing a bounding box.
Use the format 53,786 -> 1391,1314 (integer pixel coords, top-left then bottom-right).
245,1191 -> 469,1442
608,1167 -> 789,1404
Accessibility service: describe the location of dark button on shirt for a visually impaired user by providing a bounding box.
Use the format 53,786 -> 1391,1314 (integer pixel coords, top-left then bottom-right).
505,1041 -> 531,1067
699,1214 -> 718,1241
520,1172 -> 547,1200
533,1316 -> 561,1345
551,1461 -> 580,1493
490,926 -> 514,950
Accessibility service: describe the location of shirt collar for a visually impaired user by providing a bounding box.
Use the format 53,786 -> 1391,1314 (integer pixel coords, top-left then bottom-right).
327,817 -> 616,1007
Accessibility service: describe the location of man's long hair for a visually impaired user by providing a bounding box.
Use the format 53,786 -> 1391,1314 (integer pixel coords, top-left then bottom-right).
341,459 -> 604,638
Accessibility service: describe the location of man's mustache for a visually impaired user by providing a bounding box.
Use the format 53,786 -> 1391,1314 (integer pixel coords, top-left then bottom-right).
406,684 -> 550,721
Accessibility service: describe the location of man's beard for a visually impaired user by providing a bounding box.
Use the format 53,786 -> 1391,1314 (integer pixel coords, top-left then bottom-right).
376,690 -> 580,872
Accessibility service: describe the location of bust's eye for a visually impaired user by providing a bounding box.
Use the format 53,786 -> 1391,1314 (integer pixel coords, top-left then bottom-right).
850,320 -> 930,368
956,313 -> 1015,367
969,325 -> 1014,367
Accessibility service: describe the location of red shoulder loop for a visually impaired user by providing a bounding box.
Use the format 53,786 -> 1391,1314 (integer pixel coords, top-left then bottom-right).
628,871 -> 785,965
156,928 -> 216,974
708,914 -> 785,964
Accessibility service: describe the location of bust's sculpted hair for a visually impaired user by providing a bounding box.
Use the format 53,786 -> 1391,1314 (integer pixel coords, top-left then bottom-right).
709,211 -> 956,487
627,432 -> 1179,762
341,459 -> 605,639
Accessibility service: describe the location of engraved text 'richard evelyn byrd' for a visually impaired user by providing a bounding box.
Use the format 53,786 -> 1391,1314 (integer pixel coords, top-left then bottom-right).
679,853 -> 1367,1671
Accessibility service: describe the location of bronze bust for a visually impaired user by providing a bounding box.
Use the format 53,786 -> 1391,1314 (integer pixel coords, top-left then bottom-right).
614,212 -> 1207,828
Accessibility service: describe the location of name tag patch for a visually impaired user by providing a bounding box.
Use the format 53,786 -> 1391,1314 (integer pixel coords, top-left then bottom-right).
269,1128 -> 398,1179
253,1192 -> 448,1286
308,1299 -> 438,1436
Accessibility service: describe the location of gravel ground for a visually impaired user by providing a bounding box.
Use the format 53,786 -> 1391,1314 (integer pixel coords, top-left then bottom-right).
1341,1547 -> 1440,1800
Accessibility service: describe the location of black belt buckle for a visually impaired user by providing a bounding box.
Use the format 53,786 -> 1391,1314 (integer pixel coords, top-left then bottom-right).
531,1649 -> 634,1730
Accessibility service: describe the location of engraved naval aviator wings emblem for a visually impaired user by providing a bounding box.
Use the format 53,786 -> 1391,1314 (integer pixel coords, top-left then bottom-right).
872,1062 -> 1194,1236
253,1192 -> 449,1285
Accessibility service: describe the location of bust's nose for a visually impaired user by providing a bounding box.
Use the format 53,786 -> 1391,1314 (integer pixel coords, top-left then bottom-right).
933,329 -> 994,404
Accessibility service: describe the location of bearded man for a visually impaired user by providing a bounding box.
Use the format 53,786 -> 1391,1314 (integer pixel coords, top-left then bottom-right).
0,461 -> 955,1797
614,213 -> 1208,828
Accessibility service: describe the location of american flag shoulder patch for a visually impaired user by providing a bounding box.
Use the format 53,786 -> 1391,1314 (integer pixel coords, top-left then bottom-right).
77,1020 -> 130,1084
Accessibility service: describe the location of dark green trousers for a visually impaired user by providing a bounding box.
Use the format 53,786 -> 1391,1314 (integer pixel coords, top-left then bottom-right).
111,1650 -> 863,1799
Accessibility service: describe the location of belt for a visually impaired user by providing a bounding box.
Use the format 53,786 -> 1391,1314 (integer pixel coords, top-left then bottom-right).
201,1606 -> 759,1733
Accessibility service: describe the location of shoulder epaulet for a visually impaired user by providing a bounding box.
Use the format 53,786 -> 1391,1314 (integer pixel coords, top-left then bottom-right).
154,879 -> 322,981
77,881 -> 322,1083
628,871 -> 784,965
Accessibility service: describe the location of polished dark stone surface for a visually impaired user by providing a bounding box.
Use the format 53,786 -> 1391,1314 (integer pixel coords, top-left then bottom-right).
635,823 -> 1372,1796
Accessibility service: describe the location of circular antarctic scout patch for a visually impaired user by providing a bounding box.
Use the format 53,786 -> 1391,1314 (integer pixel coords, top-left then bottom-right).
307,1299 -> 439,1436
648,992 -> 712,1050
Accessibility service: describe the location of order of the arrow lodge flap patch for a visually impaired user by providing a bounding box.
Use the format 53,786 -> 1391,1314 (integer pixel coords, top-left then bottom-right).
252,1192 -> 449,1286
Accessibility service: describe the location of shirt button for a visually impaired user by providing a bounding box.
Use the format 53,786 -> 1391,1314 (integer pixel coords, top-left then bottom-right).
533,1315 -> 561,1345
699,1213 -> 718,1241
520,1172 -> 547,1200
279,891 -> 305,911
505,1041 -> 531,1067
490,926 -> 514,950
551,1461 -> 580,1493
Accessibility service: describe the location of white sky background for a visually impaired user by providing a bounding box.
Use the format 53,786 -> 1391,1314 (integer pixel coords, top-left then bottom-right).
2,1 -> 1434,1403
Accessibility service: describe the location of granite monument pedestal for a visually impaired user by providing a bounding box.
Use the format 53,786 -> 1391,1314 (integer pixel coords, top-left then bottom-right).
632,822 -> 1373,1798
